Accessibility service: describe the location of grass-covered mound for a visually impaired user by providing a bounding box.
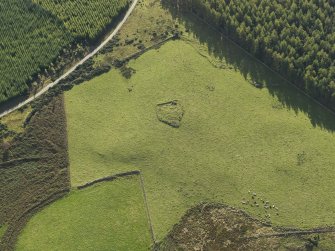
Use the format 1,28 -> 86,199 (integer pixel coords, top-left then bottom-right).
65,38 -> 335,240
16,176 -> 152,251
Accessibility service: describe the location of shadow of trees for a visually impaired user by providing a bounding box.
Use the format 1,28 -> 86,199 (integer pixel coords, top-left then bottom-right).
161,1 -> 335,132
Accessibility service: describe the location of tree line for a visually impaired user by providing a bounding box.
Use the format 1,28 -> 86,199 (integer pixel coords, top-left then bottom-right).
0,0 -> 72,105
0,0 -> 129,105
174,0 -> 335,110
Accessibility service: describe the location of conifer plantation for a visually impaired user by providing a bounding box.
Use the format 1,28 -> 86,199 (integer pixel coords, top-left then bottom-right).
178,0 -> 335,109
0,0 -> 129,105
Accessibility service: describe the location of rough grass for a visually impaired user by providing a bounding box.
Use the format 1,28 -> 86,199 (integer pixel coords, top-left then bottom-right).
16,176 -> 152,251
0,95 -> 69,250
156,203 -> 335,251
65,36 -> 335,242
94,0 -> 177,66
0,106 -> 31,134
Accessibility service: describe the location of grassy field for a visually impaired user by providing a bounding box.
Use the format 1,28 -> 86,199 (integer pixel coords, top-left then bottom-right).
16,176 -> 151,251
65,33 -> 335,242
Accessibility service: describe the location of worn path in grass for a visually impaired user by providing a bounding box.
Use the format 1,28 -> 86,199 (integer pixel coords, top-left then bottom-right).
0,0 -> 138,119
16,176 -> 151,251
64,37 -> 335,240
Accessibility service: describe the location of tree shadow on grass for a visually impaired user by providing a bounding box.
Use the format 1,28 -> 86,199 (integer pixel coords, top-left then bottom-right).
161,1 -> 335,133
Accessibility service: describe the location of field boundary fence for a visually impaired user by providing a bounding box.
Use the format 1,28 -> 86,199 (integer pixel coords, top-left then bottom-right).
2,189 -> 69,250
0,156 -> 50,169
76,170 -> 157,246
120,34 -> 180,64
246,228 -> 335,239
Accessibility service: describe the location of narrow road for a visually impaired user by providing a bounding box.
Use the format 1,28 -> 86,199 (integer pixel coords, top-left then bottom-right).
0,0 -> 138,119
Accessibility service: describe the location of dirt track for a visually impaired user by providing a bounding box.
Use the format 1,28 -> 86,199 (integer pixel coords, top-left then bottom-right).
0,0 -> 139,119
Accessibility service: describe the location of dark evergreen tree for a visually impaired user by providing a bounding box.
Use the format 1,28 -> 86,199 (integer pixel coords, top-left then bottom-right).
175,0 -> 335,110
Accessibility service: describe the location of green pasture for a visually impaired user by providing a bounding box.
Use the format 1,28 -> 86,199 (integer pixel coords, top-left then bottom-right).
64,36 -> 335,240
16,177 -> 151,251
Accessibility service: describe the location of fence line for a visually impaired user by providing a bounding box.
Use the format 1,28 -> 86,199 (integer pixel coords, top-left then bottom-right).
121,34 -> 179,63
0,156 -> 49,169
246,228 -> 335,240
139,173 -> 156,244
77,170 -> 140,190
1,189 -> 69,251
76,170 -> 157,246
